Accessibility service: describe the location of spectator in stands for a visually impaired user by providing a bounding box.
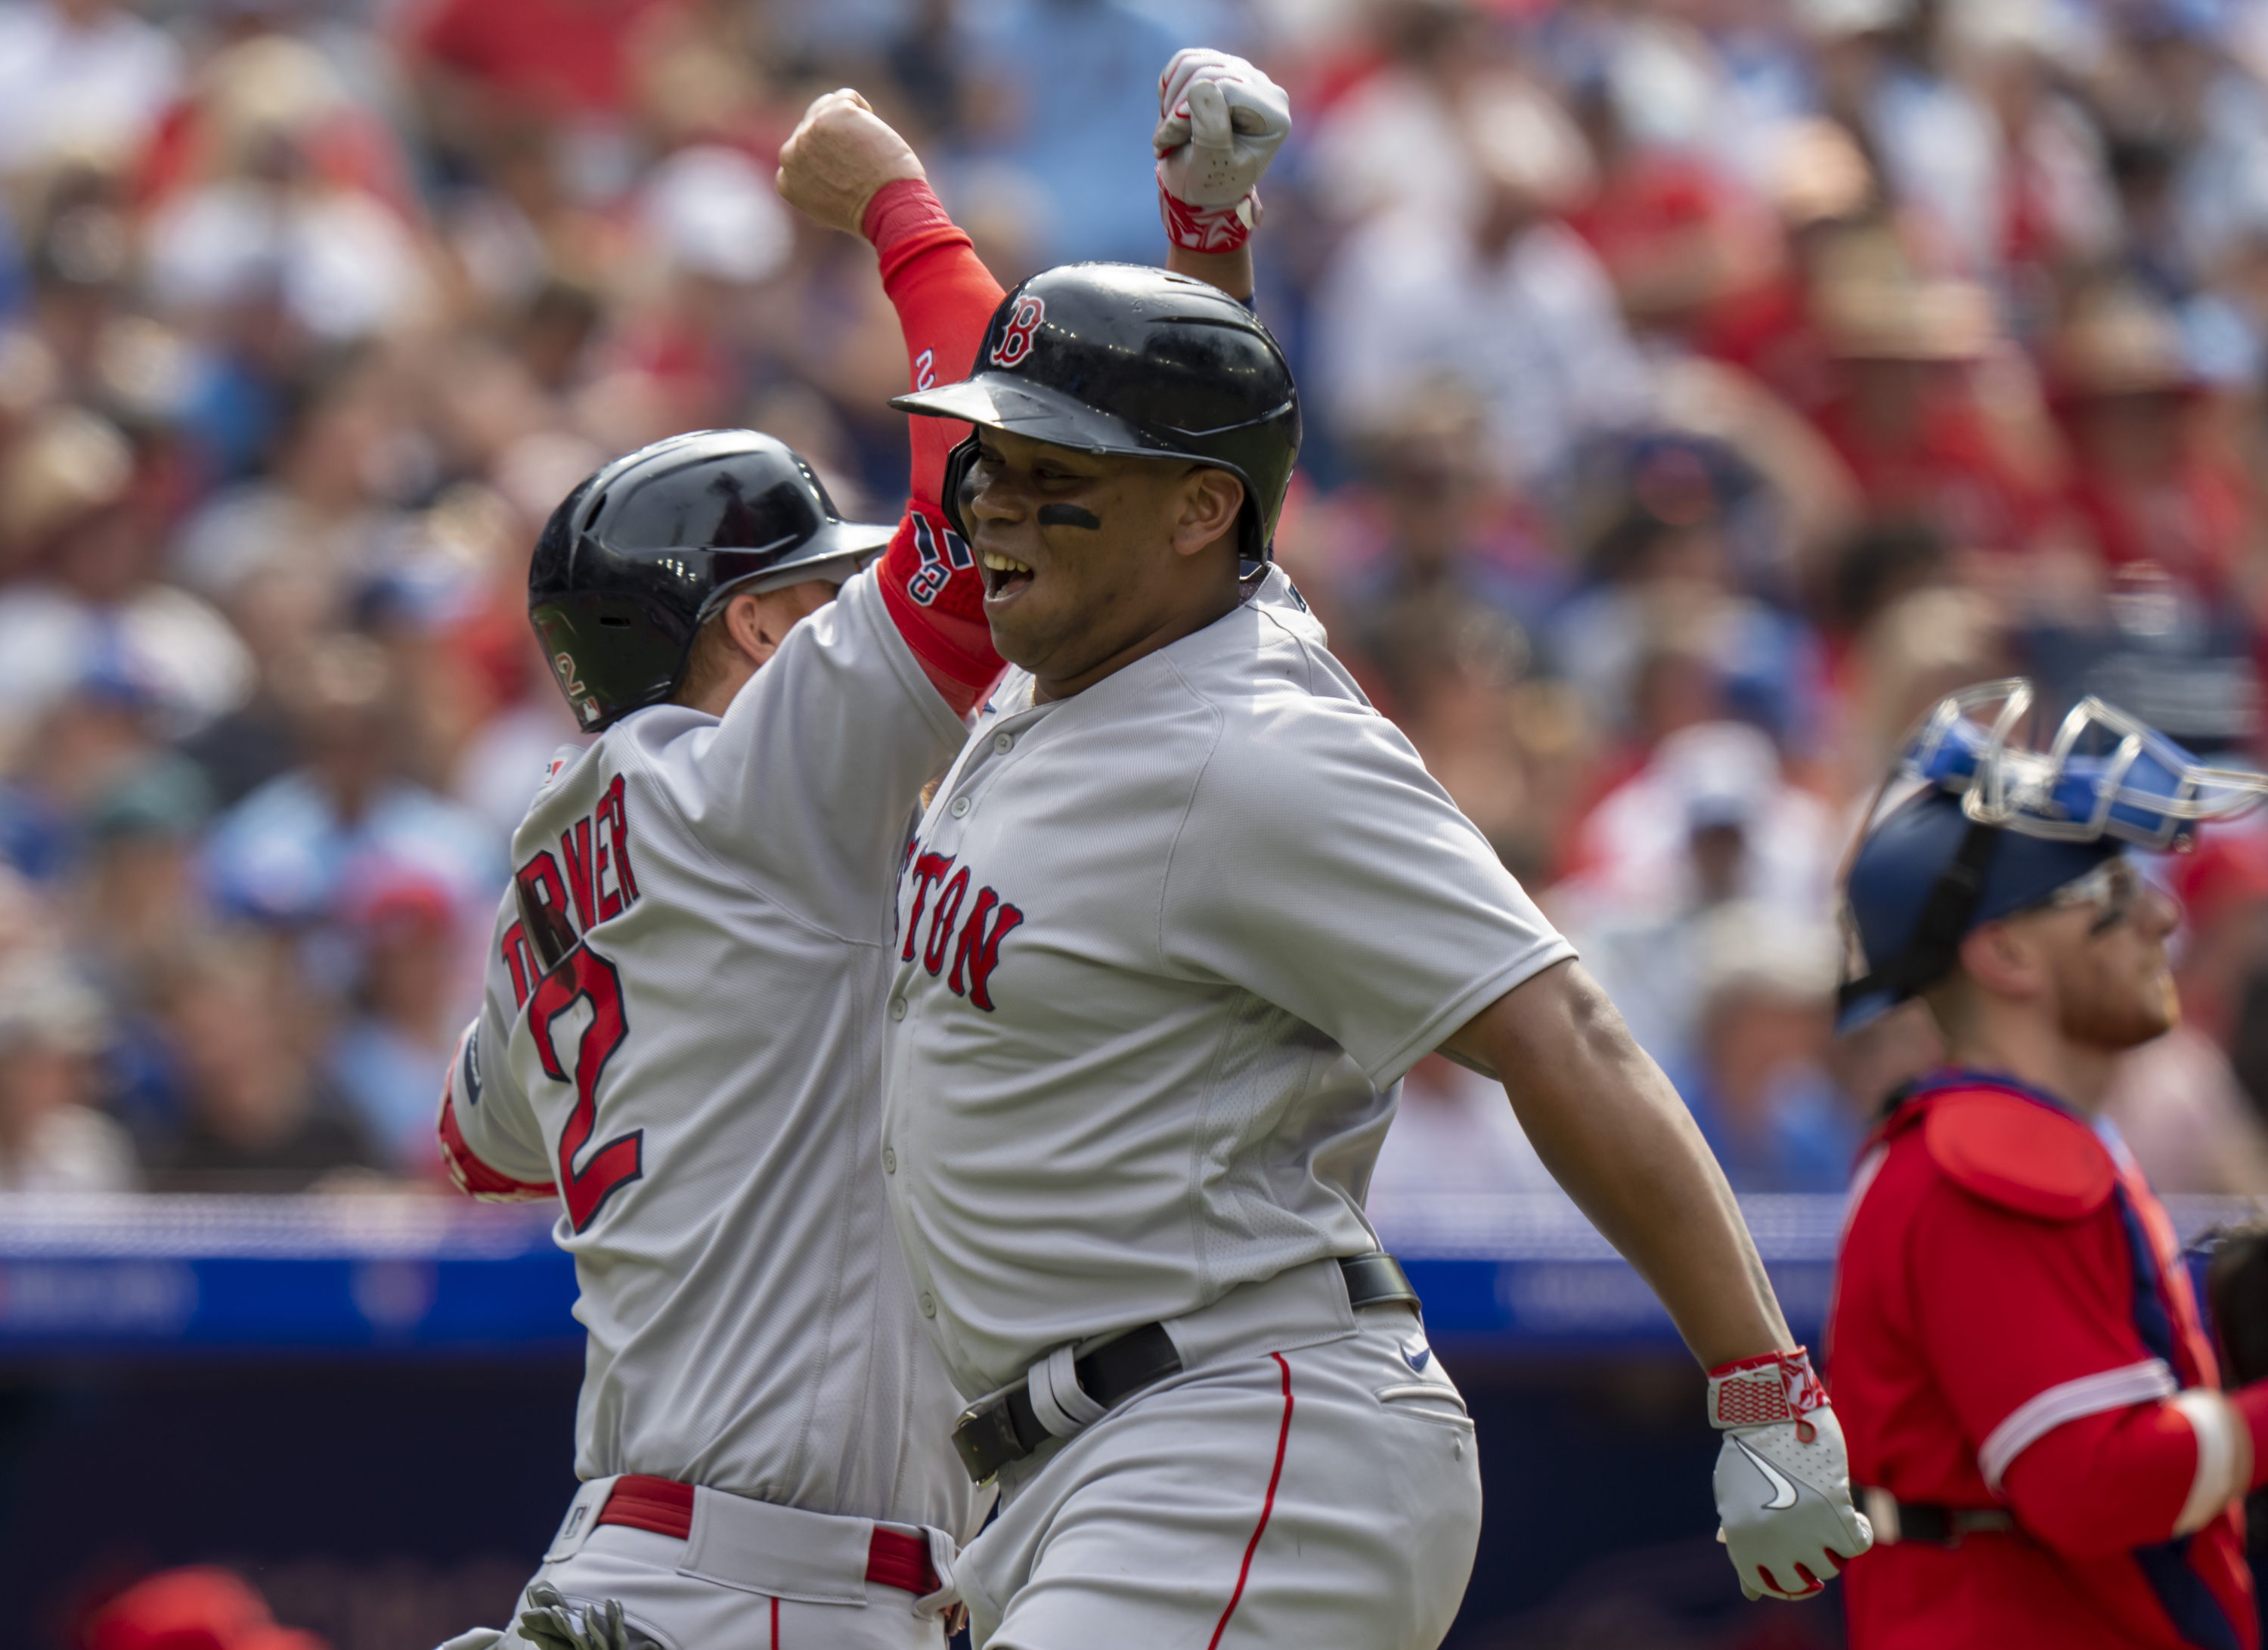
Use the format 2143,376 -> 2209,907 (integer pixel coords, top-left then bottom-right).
1669,901 -> 1858,1193
144,935 -> 384,1194
0,0 -> 181,183
323,861 -> 461,1178
143,36 -> 430,349
0,952 -> 136,1193
70,755 -> 214,992
2050,281 -> 2248,605
578,141 -> 795,446
1558,718 -> 1838,1077
0,667 -> 167,886
1325,383 -> 1567,664
1307,54 -> 1650,492
0,405 -> 252,740
200,634 -> 500,934
2105,833 -> 2268,1195
1831,581 -> 2008,806
1803,227 -> 2061,563
169,347 -> 417,644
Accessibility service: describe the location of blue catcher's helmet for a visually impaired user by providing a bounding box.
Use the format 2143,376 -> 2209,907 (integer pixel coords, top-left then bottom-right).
1837,679 -> 2268,1028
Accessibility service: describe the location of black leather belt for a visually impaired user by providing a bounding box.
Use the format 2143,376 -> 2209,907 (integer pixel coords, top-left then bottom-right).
1860,1487 -> 2016,1546
950,1253 -> 1421,1484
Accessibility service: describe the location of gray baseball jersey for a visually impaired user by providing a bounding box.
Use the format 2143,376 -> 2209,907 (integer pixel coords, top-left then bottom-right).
445,567 -> 984,1538
878,571 -> 1576,1397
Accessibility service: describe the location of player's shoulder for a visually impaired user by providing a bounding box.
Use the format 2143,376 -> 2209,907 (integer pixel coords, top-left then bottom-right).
512,715 -> 703,842
510,737 -> 603,835
1169,576 -> 1373,721
1889,1074 -> 2117,1223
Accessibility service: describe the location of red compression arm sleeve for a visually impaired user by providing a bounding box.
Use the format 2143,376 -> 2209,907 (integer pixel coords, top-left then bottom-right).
863,177 -> 1003,714
866,177 -> 999,507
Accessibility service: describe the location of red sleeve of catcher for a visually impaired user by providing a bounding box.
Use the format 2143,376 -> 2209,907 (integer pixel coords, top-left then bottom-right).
438,1088 -> 555,1203
1998,1397 -> 2201,1555
1909,1174 -> 2173,1484
863,178 -> 1004,713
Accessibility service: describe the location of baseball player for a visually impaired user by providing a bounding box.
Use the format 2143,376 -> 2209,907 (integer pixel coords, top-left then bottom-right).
429,94 -> 1006,1650
866,51 -> 1873,1650
432,76 -> 1287,1650
1830,680 -> 2268,1648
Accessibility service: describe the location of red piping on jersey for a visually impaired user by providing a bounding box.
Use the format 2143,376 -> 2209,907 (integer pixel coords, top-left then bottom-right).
1208,1352 -> 1295,1649
593,1475 -> 940,1596
770,1596 -> 779,1648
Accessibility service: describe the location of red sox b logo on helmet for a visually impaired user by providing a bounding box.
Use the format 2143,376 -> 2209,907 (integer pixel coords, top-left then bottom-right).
990,295 -> 1046,368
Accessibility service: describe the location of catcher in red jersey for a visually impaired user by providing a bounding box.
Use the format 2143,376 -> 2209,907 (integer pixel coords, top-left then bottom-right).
1830,678 -> 2268,1649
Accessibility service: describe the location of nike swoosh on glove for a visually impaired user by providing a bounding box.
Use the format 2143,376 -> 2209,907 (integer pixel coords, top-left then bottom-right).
515,1583 -> 658,1650
1708,1347 -> 1875,1601
1152,47 -> 1290,253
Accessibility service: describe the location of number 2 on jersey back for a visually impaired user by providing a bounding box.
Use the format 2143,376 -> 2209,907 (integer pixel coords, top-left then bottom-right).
527,948 -> 643,1232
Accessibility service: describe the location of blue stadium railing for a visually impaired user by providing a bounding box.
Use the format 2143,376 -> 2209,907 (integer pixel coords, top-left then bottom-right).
0,1189 -> 2241,1357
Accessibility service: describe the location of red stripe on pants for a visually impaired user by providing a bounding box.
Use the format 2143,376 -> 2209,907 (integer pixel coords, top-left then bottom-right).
1207,1351 -> 1295,1649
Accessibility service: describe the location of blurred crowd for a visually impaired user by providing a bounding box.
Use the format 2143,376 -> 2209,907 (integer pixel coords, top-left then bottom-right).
2,0 -> 2267,1202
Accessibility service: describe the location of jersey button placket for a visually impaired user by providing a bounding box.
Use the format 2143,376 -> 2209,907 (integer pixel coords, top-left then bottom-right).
882,1146 -> 896,1174
949,796 -> 971,818
919,1291 -> 936,1318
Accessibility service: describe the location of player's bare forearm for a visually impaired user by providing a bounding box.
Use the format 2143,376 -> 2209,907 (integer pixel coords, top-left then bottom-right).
1442,958 -> 1795,1369
1166,244 -> 1254,301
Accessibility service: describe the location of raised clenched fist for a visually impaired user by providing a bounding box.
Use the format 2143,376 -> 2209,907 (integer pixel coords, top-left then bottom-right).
776,88 -> 926,237
1152,48 -> 1291,253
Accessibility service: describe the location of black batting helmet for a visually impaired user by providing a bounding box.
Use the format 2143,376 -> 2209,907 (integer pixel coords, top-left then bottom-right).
891,262 -> 1300,566
528,430 -> 895,732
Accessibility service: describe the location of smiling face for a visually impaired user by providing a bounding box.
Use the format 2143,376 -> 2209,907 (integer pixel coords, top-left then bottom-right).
961,426 -> 1247,699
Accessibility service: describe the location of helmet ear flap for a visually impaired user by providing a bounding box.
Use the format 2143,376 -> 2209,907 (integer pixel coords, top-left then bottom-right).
940,432 -> 981,543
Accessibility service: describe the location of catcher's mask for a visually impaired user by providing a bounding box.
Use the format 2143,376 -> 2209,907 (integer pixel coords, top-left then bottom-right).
1836,678 -> 2266,1028
891,262 -> 1300,578
528,430 -> 896,733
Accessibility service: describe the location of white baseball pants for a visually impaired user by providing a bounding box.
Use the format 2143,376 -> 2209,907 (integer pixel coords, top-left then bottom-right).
961,1264 -> 1484,1648
500,1478 -> 962,1649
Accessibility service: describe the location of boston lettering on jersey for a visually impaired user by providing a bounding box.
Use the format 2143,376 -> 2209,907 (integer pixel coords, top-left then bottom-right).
498,769 -> 646,1234
900,851 -> 1022,1010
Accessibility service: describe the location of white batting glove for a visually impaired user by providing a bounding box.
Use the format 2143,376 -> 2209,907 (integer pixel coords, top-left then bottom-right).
516,1584 -> 657,1650
1708,1348 -> 1873,1601
432,1632 -> 504,1650
1153,48 -> 1290,253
